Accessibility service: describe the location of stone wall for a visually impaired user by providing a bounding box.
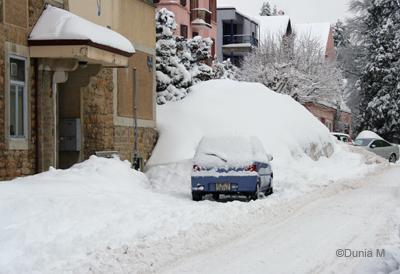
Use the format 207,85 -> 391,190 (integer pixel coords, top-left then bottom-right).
82,68 -> 115,158
0,0 -> 46,180
83,68 -> 158,166
114,126 -> 158,165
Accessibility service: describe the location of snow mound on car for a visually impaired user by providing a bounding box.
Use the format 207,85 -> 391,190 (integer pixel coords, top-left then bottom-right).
148,79 -> 335,166
356,130 -> 383,140
193,136 -> 269,168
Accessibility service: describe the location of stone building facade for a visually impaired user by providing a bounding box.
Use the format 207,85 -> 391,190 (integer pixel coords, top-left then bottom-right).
0,0 -> 158,180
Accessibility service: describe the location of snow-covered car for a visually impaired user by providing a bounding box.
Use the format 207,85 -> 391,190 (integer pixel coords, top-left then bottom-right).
191,136 -> 273,201
354,138 -> 399,163
332,132 -> 353,144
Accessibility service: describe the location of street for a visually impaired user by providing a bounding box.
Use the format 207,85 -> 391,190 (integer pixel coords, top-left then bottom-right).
162,166 -> 400,274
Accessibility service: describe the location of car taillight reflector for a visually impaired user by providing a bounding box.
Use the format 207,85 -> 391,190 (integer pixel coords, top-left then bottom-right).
246,164 -> 257,172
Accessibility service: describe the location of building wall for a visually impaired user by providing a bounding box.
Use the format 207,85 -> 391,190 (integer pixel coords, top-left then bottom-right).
325,28 -> 336,62
69,0 -> 158,166
0,0 -> 43,180
1,0 -> 157,180
303,102 -> 336,132
303,102 -> 352,134
155,0 -> 217,56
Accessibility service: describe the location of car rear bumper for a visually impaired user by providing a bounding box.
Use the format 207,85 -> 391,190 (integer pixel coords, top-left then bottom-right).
191,175 -> 258,194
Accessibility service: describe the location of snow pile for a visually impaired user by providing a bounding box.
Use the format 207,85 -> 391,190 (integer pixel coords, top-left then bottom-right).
0,156 -> 150,273
29,5 -> 135,54
193,136 -> 269,168
149,79 -> 335,167
356,130 -> 383,140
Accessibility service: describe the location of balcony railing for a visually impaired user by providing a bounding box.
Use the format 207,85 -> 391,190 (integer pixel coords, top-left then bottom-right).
223,35 -> 259,47
191,8 -> 212,26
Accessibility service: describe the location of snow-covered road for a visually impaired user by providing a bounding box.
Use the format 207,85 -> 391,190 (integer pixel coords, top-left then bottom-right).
162,166 -> 400,274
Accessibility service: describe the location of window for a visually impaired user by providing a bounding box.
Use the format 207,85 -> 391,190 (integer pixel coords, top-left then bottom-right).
180,0 -> 187,6
180,24 -> 188,39
192,31 -> 199,37
9,57 -> 27,138
190,0 -> 198,9
374,140 -> 392,147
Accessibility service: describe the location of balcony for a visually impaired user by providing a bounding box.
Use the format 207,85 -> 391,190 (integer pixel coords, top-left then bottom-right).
223,35 -> 259,47
191,8 -> 212,27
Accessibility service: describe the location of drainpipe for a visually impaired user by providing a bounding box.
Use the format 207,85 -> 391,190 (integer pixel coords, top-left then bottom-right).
34,59 -> 40,174
52,71 -> 68,168
132,68 -> 139,170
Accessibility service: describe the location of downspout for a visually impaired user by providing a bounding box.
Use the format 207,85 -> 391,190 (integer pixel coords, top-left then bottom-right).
34,59 -> 40,174
132,68 -> 139,170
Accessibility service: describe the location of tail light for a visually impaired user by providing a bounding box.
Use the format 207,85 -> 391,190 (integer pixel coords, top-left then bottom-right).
245,164 -> 257,172
193,165 -> 201,172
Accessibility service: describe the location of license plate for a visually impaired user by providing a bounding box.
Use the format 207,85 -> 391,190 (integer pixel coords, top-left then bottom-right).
215,183 -> 231,192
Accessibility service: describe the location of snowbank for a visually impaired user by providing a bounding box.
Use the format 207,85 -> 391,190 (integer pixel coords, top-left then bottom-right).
148,79 -> 334,167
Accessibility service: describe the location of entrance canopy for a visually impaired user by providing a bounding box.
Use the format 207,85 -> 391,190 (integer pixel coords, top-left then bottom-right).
28,5 -> 135,67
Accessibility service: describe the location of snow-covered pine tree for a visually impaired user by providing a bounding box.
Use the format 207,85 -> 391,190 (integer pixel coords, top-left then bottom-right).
186,36 -> 214,84
155,8 -> 191,105
272,5 -> 278,16
333,20 -> 350,48
353,0 -> 400,140
213,59 -> 239,80
260,2 -> 272,16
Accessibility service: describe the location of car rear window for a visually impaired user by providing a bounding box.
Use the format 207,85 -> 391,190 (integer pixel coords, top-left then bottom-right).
354,139 -> 372,146
193,136 -> 268,168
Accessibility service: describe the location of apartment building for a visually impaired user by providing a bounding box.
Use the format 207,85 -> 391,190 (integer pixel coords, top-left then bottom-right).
217,7 -> 259,66
0,0 -> 157,180
154,0 -> 217,57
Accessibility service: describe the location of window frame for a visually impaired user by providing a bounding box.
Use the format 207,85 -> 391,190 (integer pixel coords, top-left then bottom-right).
4,42 -> 30,151
8,55 -> 28,139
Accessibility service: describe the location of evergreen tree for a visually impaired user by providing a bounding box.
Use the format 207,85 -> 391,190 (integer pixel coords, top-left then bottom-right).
332,20 -> 350,48
155,8 -> 191,105
186,36 -> 214,83
213,59 -> 239,80
260,2 -> 272,16
272,5 -> 278,16
352,0 -> 400,141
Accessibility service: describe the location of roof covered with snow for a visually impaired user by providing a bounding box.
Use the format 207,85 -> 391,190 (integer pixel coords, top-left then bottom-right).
256,16 -> 291,40
294,23 -> 331,51
29,5 -> 135,56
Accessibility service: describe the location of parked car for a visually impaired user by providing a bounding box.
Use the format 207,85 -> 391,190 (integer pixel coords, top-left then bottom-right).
332,132 -> 353,144
354,137 -> 399,163
191,136 -> 273,201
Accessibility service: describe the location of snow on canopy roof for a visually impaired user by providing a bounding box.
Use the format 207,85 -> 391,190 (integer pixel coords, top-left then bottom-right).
29,5 -> 135,55
256,16 -> 291,40
294,23 -> 331,51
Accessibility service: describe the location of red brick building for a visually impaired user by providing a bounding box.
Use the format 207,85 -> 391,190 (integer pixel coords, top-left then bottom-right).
154,0 -> 218,57
303,101 -> 352,135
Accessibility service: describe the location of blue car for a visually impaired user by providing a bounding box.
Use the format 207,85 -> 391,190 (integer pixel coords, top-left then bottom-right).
191,136 -> 274,201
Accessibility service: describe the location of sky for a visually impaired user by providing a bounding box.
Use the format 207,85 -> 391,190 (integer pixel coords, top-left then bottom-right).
217,0 -> 352,24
